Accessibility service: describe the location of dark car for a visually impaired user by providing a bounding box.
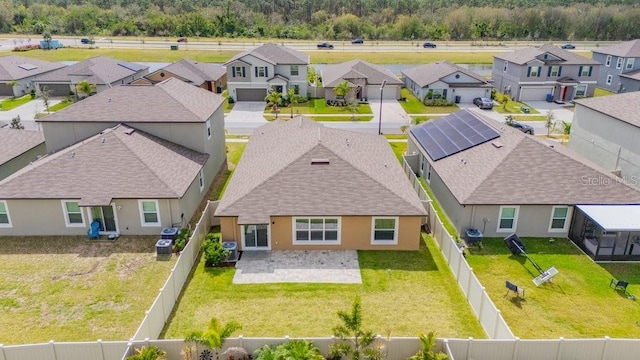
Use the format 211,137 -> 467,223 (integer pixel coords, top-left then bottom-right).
560,43 -> 575,49
505,117 -> 535,135
351,39 -> 364,44
473,97 -> 494,110
317,42 -> 334,49
80,38 -> 93,44
177,37 -> 188,43
423,42 -> 437,48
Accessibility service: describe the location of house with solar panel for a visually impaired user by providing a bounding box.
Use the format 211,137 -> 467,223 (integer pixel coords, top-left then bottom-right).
34,56 -> 149,97
406,109 -> 640,244
215,117 -> 428,251
0,78 -> 226,237
0,55 -> 65,97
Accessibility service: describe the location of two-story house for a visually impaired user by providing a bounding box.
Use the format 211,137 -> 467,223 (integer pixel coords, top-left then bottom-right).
592,39 -> 640,93
492,45 -> 599,102
224,43 -> 309,101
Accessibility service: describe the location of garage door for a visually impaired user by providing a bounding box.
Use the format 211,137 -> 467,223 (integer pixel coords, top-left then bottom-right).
519,87 -> 554,101
367,85 -> 398,100
236,88 -> 267,102
453,88 -> 487,103
40,84 -> 71,96
0,83 -> 13,96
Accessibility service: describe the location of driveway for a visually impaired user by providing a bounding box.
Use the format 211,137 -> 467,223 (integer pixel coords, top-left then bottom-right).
370,99 -> 412,125
225,101 -> 268,123
0,98 -> 62,131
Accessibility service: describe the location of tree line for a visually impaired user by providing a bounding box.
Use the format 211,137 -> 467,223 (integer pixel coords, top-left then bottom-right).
0,0 -> 638,41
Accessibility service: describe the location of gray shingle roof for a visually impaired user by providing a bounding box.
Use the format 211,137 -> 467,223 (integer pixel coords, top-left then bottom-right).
159,59 -> 226,85
410,110 -> 640,205
34,56 -> 148,84
322,60 -> 403,88
0,55 -> 66,81
401,61 -> 490,88
0,124 -> 208,204
573,92 -> 640,129
38,78 -> 224,123
215,117 -> 426,224
593,39 -> 640,58
620,69 -> 640,81
494,44 -> 599,66
0,128 -> 44,166
225,43 -> 308,66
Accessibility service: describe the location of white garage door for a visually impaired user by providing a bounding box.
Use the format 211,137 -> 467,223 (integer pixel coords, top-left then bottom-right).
236,88 -> 267,102
367,85 -> 398,100
453,88 -> 487,103
519,87 -> 554,101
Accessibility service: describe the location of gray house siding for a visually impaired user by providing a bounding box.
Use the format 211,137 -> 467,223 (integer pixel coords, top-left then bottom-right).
463,205 -> 572,238
0,143 -> 46,181
594,52 -> 640,93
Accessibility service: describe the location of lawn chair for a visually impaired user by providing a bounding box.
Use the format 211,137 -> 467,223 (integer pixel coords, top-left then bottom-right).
610,278 -> 629,293
87,220 -> 100,240
505,280 -> 525,298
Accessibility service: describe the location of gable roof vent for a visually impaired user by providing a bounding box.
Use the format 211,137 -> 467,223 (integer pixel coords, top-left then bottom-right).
311,158 -> 330,165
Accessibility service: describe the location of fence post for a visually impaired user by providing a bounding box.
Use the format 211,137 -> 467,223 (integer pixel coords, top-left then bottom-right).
49,340 -> 58,360
466,337 -> 473,360
478,288 -> 486,318
512,337 -> 520,359
0,344 -> 5,360
556,337 -> 564,360
145,311 -> 152,339
159,287 -> 166,321
600,336 -> 610,360
493,310 -> 502,338
466,268 -> 473,296
98,339 -> 106,360
455,252 -> 462,278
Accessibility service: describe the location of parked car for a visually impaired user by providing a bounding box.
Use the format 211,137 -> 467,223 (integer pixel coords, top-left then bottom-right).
317,42 -> 334,49
423,42 -> 437,48
177,37 -> 188,43
80,38 -> 93,44
473,97 -> 494,110
560,43 -> 575,49
505,117 -> 535,135
351,39 -> 364,44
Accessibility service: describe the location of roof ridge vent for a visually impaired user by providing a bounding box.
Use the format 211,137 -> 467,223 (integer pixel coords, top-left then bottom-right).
124,128 -> 135,135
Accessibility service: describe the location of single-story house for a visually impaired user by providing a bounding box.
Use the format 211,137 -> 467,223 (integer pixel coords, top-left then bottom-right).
406,109 -> 640,245
401,61 -> 492,103
0,128 -> 46,181
215,117 -> 427,251
0,55 -> 66,97
134,58 -> 227,94
34,56 -> 149,97
0,124 -> 209,236
321,59 -> 403,101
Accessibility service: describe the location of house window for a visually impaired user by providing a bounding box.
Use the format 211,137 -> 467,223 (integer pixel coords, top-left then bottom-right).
256,66 -> 267,77
62,200 -> 85,227
550,66 -> 560,77
528,66 -> 539,77
575,85 -> 587,98
138,200 -> 161,227
503,61 -> 508,72
627,58 -> 635,70
232,66 -> 245,78
605,55 -> 612,67
549,206 -> 570,232
0,200 -> 11,227
579,66 -> 591,77
293,84 -> 300,95
206,119 -> 211,139
497,206 -> 519,232
198,169 -> 205,192
606,75 -> 612,85
616,58 -> 623,69
371,217 -> 398,244
290,65 -> 299,76
293,217 -> 340,244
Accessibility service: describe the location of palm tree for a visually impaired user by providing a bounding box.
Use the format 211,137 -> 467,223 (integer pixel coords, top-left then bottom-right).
286,88 -> 298,118
276,340 -> 324,360
330,295 -> 379,360
75,80 -> 96,99
7,80 -> 18,99
265,90 -> 283,118
409,332 -> 449,360
561,121 -> 572,143
333,80 -> 351,100
126,345 -> 166,360
184,317 -> 241,360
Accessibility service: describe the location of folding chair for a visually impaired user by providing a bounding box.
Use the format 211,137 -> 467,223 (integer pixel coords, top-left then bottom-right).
505,280 -> 525,298
610,278 -> 629,293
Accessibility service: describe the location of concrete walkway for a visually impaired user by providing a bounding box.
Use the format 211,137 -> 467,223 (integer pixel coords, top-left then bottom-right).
233,250 -> 362,284
0,98 -> 62,130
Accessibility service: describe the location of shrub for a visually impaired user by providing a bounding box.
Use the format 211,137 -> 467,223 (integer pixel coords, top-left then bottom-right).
425,99 -> 454,106
127,345 -> 166,360
174,227 -> 191,253
490,88 -> 497,100
202,233 -> 230,267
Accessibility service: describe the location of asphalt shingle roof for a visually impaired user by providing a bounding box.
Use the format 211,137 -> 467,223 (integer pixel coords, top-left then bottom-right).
215,117 -> 426,224
410,110 -> 640,205
494,44 -> 599,66
573,92 -> 640,129
0,128 -> 44,166
322,60 -> 403,88
0,124 -> 208,204
0,55 -> 66,81
159,59 -> 226,85
225,43 -> 308,66
35,56 -> 148,85
593,39 -> 640,58
401,61 -> 490,88
37,78 -> 223,123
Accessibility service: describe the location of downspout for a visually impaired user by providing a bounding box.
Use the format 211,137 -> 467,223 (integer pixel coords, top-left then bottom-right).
470,205 -> 476,230
614,146 -> 622,173
167,199 -> 173,228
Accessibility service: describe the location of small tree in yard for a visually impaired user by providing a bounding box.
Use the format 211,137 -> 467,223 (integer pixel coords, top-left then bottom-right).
185,317 -> 241,360
40,86 -> 52,113
265,90 -> 283,118
126,345 -> 166,360
561,121 -> 571,143
10,116 -> 24,129
409,332 -> 449,360
545,110 -> 555,136
75,80 -> 96,99
346,98 -> 359,121
202,233 -> 230,267
42,31 -> 52,50
501,94 -> 509,111
329,295 -> 381,360
334,80 -> 351,100
7,80 -> 18,99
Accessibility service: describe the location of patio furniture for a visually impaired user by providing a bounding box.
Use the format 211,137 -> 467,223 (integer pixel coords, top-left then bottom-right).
610,278 -> 629,293
504,233 -> 560,287
87,220 -> 100,240
505,280 -> 525,298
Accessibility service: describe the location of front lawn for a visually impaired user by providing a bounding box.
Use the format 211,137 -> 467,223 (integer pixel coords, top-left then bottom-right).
1,95 -> 32,111
399,88 -> 458,114
291,99 -> 373,115
465,238 -> 640,338
162,234 -> 486,339
0,236 -> 176,344
593,87 -> 615,97
493,92 -> 540,115
47,99 -> 74,112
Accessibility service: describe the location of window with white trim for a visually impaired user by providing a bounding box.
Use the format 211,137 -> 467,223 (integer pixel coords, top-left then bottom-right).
528,66 -> 539,77
372,217 -> 398,244
503,61 -> 508,72
0,200 -> 11,227
293,217 -> 340,244
549,206 -> 570,232
206,120 -> 211,139
290,65 -> 299,76
257,66 -> 267,77
198,169 -> 205,192
62,200 -> 85,227
580,66 -> 590,77
575,85 -> 587,98
139,200 -> 161,226
605,55 -> 612,67
497,206 -> 519,232
606,75 -> 612,85
550,65 -> 560,76
616,57 -> 623,69
627,58 -> 635,70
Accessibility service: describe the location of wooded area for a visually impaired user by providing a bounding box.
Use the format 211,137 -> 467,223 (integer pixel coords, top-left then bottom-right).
1,0 -> 638,41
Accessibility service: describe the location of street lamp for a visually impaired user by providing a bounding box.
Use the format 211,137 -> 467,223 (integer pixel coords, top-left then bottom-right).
378,80 -> 387,135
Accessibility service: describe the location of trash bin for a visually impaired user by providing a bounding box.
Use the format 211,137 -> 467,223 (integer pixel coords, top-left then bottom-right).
222,241 -> 238,262
521,106 -> 530,114
465,228 -> 483,248
155,239 -> 172,259
454,95 -> 461,104
546,93 -> 553,103
170,45 -> 178,50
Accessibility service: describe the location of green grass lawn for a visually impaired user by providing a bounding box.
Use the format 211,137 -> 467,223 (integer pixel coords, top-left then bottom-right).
399,89 -> 458,114
161,234 -> 486,339
465,238 -> 640,338
593,87 -> 615,97
47,99 -> 74,112
293,99 -> 373,115
224,99 -> 235,113
1,95 -> 32,111
389,141 -> 407,163
493,93 -> 540,115
418,177 -> 459,240
218,142 -> 247,199
0,236 -> 176,345
264,114 -> 373,121
512,115 -> 547,121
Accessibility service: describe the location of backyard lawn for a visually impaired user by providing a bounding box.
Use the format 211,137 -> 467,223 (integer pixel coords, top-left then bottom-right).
1,95 -> 32,111
161,234 -> 486,339
398,88 -> 458,114
465,237 -> 640,338
493,94 -> 540,115
0,236 -> 176,344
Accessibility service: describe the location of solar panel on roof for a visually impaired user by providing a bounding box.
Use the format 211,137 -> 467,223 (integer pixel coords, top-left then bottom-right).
18,63 -> 37,71
409,110 -> 500,161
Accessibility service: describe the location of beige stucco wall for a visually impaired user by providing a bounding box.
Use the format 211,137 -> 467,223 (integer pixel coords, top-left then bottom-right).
42,121 -> 116,153
0,142 -> 46,181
